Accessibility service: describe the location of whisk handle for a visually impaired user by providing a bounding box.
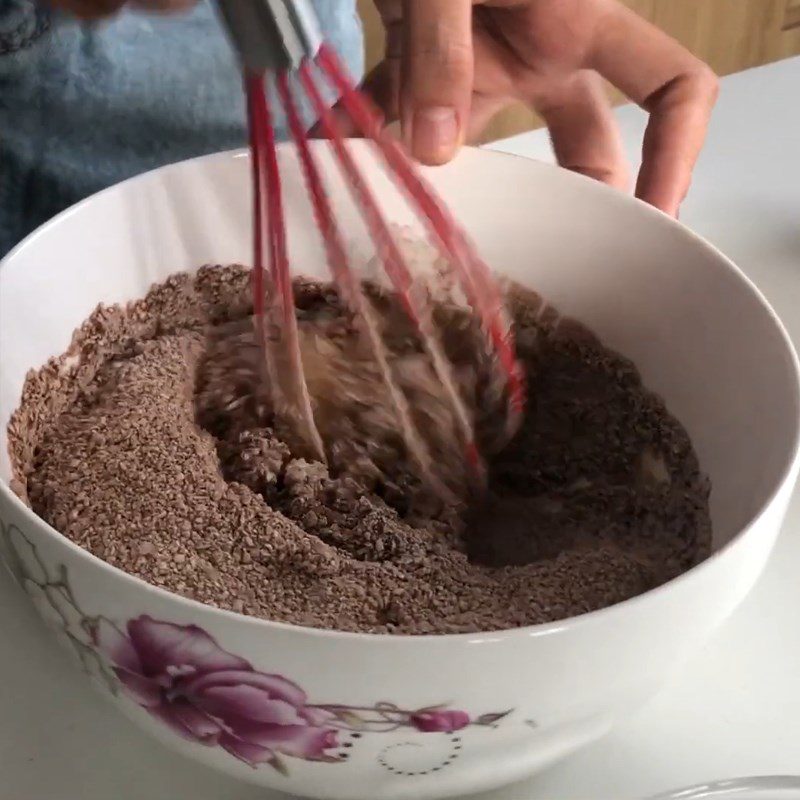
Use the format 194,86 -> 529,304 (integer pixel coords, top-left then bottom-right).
216,0 -> 322,73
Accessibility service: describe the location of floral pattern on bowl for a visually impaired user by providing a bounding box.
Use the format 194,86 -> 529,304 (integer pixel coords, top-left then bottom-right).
0,517 -> 513,776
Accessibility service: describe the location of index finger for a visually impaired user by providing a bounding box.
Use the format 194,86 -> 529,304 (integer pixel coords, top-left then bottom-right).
587,2 -> 718,215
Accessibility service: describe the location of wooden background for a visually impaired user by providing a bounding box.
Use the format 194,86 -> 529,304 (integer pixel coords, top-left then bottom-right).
357,0 -> 800,142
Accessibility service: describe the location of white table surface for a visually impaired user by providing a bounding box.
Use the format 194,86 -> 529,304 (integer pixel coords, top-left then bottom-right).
2,56 -> 800,800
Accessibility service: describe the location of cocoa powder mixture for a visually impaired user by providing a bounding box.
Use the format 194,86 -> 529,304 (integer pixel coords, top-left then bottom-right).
8,265 -> 711,634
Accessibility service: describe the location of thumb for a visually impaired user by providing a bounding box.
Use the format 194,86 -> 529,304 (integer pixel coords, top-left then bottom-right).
401,0 -> 474,165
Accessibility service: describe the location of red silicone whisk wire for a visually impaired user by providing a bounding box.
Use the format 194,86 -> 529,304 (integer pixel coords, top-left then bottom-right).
315,44 -> 525,439
297,59 -> 485,487
245,45 -> 522,496
276,71 -> 455,498
245,74 -> 272,386
245,72 -> 325,462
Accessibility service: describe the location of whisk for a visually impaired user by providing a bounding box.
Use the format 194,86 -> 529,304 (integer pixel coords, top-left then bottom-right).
216,0 -> 524,497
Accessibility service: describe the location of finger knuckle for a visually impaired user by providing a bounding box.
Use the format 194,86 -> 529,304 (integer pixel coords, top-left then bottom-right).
680,62 -> 719,106
415,33 -> 472,78
693,65 -> 720,105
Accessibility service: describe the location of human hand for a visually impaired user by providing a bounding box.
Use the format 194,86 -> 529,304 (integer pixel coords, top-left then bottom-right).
48,0 -> 196,20
357,0 -> 718,217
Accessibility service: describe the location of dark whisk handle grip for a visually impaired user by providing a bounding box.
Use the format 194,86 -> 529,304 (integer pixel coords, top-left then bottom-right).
216,0 -> 322,73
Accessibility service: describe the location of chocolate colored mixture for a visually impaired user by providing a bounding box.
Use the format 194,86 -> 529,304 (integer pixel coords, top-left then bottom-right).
8,265 -> 711,634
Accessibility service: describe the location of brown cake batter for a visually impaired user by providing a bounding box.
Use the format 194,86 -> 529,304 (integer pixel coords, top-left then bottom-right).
7,265 -> 711,634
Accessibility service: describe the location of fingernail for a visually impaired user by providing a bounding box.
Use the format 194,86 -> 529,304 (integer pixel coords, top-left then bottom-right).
411,107 -> 459,163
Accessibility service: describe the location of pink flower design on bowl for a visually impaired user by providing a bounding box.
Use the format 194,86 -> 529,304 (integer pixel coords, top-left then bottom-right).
410,709 -> 471,733
3,519 -> 516,777
93,615 -> 338,770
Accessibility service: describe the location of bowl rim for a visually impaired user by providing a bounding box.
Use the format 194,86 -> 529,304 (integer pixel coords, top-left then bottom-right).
2,144 -> 799,645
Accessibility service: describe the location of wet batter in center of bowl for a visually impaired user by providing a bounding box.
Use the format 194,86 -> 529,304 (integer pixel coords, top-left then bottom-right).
8,265 -> 711,634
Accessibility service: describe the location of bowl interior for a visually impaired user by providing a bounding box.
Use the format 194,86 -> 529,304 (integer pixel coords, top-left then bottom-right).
1,143 -> 798,551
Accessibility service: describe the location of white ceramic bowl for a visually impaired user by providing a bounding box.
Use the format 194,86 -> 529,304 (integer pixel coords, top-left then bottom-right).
1,144 -> 798,800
